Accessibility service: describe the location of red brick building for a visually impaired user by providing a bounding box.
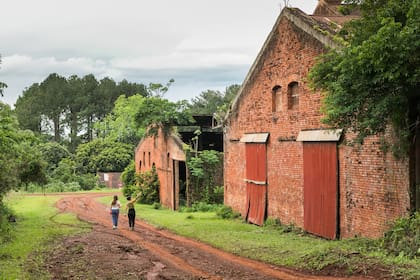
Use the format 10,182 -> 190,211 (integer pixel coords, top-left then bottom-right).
135,129 -> 187,210
135,115 -> 223,210
223,2 -> 410,239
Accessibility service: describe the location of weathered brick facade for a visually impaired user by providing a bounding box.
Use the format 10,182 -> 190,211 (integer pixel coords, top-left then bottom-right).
134,129 -> 186,210
224,7 -> 410,238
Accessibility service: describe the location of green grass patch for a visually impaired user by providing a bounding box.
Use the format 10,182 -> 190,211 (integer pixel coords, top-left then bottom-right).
96,197 -> 420,279
0,192 -> 90,279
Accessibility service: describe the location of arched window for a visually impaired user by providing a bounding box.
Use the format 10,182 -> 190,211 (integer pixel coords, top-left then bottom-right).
143,152 -> 146,166
288,82 -> 299,110
139,161 -> 142,172
271,85 -> 282,112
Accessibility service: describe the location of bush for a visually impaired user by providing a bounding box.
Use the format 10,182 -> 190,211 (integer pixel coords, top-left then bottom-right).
122,184 -> 138,199
76,173 -> 97,190
136,166 -> 160,204
216,205 -> 241,219
382,212 -> 420,258
0,202 -> 14,244
152,202 -> 161,209
121,161 -> 136,187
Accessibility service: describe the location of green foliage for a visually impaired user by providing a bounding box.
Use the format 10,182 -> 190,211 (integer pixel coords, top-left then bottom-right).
75,139 -> 133,173
188,85 -> 240,117
122,184 -> 138,199
14,73 -> 148,151
0,102 -> 48,195
50,158 -> 77,183
382,212 -> 420,258
134,96 -> 193,137
0,202 -> 14,244
309,0 -> 420,152
152,202 -> 162,209
185,148 -> 223,205
136,166 -> 160,204
38,142 -> 72,175
121,160 -> 136,187
216,205 -> 241,219
95,94 -> 146,145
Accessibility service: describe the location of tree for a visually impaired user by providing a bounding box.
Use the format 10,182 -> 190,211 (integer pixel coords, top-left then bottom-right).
95,94 -> 146,146
134,97 -> 193,137
189,85 -> 240,115
188,85 -> 240,125
309,0 -> 420,210
0,102 -> 47,196
14,84 -> 43,133
38,142 -> 72,175
75,139 -> 133,173
0,55 -> 7,96
39,73 -> 68,142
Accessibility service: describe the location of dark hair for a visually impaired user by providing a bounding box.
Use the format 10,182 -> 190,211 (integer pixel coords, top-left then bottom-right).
111,195 -> 118,205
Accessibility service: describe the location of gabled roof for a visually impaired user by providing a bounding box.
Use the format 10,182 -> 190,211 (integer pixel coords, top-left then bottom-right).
225,6 -> 356,123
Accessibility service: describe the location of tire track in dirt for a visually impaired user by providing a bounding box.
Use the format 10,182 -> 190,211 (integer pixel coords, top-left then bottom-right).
54,193 -> 372,280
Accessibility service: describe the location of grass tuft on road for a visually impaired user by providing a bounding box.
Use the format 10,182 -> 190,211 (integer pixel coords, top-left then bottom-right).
1,192 -> 90,279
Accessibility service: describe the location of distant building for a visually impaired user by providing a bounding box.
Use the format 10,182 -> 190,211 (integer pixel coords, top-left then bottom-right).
97,172 -> 122,189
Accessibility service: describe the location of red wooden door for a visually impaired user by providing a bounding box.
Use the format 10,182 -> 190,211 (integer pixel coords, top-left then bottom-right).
303,142 -> 338,239
245,143 -> 267,225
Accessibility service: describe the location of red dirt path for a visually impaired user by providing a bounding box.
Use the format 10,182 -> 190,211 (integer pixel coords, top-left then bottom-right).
45,192 -> 375,280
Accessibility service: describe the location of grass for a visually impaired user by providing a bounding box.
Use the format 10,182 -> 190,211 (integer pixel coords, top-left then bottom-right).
97,196 -> 420,279
0,192 -> 90,279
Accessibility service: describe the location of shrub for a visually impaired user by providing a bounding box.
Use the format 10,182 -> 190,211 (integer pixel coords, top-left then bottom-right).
121,161 -> 136,187
136,166 -> 160,204
152,202 -> 162,209
216,205 -> 241,219
0,202 -> 14,244
382,212 -> 420,258
122,184 -> 138,199
76,173 -> 97,190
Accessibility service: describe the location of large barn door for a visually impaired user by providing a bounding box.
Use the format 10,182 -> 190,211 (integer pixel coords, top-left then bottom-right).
245,143 -> 267,225
303,142 -> 338,239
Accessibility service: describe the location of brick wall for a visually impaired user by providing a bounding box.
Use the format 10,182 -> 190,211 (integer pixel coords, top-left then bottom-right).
224,13 -> 410,238
134,130 -> 185,209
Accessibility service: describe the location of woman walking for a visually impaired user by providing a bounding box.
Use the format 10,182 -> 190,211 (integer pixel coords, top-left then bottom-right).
110,195 -> 121,229
125,194 -> 141,231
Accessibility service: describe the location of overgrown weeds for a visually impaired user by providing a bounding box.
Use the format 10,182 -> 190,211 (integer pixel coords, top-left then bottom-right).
381,211 -> 420,258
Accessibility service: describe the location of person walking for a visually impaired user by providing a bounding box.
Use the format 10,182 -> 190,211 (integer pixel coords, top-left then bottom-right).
110,195 -> 121,229
125,194 -> 141,231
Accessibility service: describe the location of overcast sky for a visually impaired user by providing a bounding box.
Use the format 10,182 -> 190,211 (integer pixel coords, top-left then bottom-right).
0,0 -> 318,107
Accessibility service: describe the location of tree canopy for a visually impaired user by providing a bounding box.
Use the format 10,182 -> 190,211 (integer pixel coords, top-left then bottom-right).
309,0 -> 420,147
14,73 -> 148,151
309,0 -> 420,210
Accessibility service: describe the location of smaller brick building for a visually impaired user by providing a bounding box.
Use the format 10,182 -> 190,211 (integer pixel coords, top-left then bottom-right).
134,115 -> 223,210
223,3 -> 410,239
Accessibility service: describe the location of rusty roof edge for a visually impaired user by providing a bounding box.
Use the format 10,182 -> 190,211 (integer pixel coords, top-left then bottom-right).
223,7 -> 343,127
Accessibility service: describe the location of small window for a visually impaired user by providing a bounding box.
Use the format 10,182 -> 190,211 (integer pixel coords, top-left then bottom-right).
148,152 -> 151,166
143,152 -> 146,166
139,161 -> 142,172
167,153 -> 171,169
288,82 -> 299,110
271,85 -> 282,112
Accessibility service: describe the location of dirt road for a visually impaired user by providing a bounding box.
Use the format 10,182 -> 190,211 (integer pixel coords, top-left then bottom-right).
47,193 -> 372,280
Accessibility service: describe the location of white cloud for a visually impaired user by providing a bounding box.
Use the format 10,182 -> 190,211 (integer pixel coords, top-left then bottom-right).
0,0 -> 318,106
